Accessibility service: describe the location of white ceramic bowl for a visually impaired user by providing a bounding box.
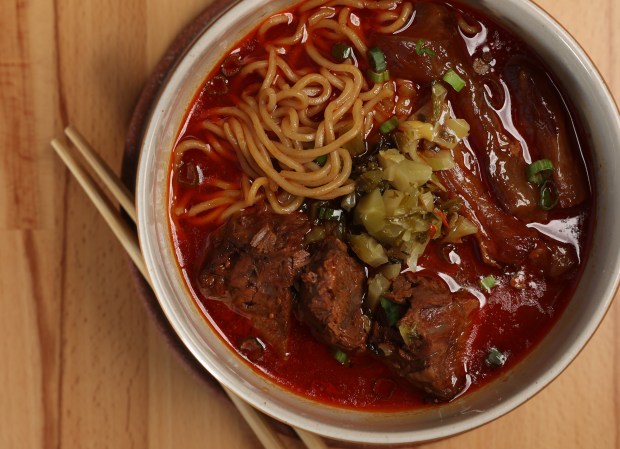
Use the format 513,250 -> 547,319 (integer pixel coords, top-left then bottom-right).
136,0 -> 620,444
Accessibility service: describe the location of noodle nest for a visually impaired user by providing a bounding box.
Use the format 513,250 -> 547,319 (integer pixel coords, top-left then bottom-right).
174,0 -> 414,223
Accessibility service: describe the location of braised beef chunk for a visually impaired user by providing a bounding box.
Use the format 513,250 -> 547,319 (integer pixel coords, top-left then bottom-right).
370,274 -> 478,401
198,207 -> 311,355
297,237 -> 367,351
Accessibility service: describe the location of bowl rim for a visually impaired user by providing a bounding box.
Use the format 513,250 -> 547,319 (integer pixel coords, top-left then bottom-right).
136,0 -> 620,444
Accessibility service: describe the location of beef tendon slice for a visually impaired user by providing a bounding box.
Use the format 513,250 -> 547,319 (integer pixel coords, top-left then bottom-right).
198,206 -> 311,355
504,58 -> 588,208
370,274 -> 479,401
374,2 -> 544,221
297,237 -> 368,351
437,142 -> 537,267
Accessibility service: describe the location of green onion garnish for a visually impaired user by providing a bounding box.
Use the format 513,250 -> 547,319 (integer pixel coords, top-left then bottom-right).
318,207 -> 343,221
332,43 -> 354,62
379,116 -> 399,134
332,348 -> 350,365
540,180 -> 559,210
415,39 -> 436,57
314,155 -> 327,166
480,275 -> 497,292
380,296 -> 403,327
526,159 -> 554,185
367,47 -> 387,72
367,69 -> 390,83
443,69 -> 466,92
486,347 -> 508,367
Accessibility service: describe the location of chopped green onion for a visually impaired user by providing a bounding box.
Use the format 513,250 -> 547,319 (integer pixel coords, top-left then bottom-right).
314,155 -> 327,166
480,275 -> 497,292
309,201 -> 330,221
486,347 -> 508,367
526,159 -> 554,185
443,69 -> 466,92
379,116 -> 399,134
380,296 -> 403,327
367,69 -> 390,83
415,39 -> 436,57
332,348 -> 350,365
318,207 -> 343,221
540,180 -> 559,210
332,43 -> 354,62
367,47 -> 387,72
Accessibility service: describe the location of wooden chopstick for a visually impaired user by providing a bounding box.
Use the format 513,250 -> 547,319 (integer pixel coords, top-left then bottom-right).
51,138 -> 148,279
51,132 -> 329,449
50,137 -> 291,449
295,428 -> 329,449
64,126 -> 137,223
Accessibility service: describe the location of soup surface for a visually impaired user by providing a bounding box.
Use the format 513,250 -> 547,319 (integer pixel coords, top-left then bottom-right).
168,0 -> 593,410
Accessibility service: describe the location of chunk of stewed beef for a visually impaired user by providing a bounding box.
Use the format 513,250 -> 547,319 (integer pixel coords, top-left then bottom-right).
198,206 -> 311,355
370,273 -> 478,401
297,237 -> 367,351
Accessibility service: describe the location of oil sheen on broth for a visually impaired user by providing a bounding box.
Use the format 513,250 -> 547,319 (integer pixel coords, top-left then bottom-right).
168,0 -> 593,410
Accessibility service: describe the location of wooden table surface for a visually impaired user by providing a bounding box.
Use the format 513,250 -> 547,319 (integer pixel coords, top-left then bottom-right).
1,0 -> 618,448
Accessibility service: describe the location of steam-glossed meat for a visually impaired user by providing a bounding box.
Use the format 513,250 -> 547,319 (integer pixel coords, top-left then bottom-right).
374,3 -> 580,275
374,2 -> 542,221
436,142 -> 537,268
503,58 -> 588,208
198,207 -> 310,355
297,237 -> 367,351
436,143 -> 578,276
376,2 -> 587,218
370,274 -> 479,401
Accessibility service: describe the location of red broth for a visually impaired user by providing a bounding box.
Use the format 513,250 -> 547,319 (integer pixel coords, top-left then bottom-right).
169,0 -> 594,410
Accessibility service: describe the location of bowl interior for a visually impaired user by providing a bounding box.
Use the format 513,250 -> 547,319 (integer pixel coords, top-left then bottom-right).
136,0 -> 620,444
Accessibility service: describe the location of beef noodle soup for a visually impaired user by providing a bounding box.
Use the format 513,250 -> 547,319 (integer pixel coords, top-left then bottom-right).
168,0 -> 593,409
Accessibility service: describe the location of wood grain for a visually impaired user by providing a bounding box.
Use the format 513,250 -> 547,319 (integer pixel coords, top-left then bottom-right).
0,0 -> 618,448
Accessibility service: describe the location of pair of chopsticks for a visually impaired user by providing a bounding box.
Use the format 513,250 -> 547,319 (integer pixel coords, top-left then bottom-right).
51,126 -> 328,449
